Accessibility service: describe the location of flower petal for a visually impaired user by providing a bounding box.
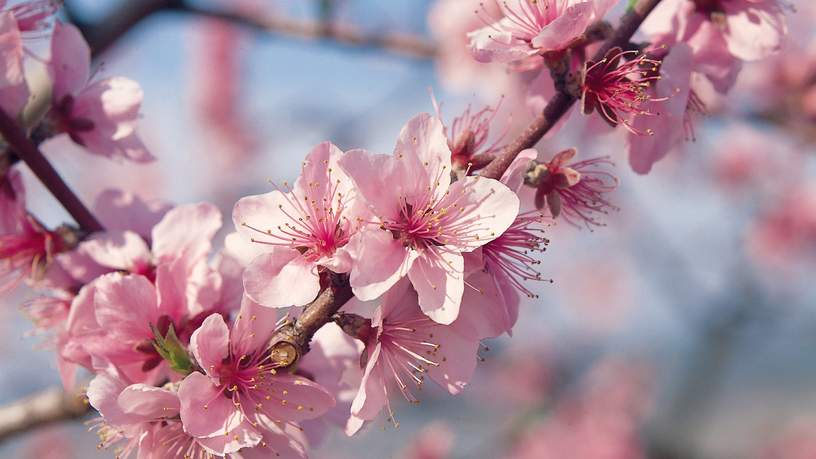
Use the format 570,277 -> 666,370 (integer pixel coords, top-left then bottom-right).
243,247 -> 320,307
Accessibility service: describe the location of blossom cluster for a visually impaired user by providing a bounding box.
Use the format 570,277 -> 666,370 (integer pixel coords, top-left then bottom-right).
0,0 -> 793,458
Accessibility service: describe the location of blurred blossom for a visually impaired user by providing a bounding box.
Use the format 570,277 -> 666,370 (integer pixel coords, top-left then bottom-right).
395,422 -> 455,459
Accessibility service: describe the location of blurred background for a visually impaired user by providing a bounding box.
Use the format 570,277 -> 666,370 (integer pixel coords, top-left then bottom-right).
1,0 -> 815,457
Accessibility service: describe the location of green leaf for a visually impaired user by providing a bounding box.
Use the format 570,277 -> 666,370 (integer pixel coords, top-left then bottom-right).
627,0 -> 638,10
151,323 -> 194,375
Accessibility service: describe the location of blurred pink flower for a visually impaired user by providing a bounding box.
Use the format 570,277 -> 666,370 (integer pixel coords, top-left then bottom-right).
48,22 -> 154,162
0,11 -> 28,116
396,422 -> 455,459
338,113 -> 519,324
468,0 -> 615,71
347,280 -> 480,434
234,142 -> 365,308
177,298 -> 334,455
747,181 -> 816,267
644,0 -> 788,63
1,0 -> 59,32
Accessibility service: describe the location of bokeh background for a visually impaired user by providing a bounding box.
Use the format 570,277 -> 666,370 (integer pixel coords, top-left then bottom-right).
1,0 -> 815,458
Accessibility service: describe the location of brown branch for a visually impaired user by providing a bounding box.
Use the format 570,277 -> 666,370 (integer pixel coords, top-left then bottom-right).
0,386 -> 90,444
169,3 -> 437,60
479,0 -> 665,180
0,108 -> 104,233
268,273 -> 354,367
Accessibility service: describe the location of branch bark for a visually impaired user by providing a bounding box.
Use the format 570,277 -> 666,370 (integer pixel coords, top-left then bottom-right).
0,386 -> 90,444
0,108 -> 104,233
479,0 -> 665,180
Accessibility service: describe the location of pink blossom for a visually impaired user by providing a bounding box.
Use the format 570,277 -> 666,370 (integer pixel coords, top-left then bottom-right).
58,203 -> 238,384
0,171 -> 69,292
396,422 -> 455,459
1,0 -> 59,32
746,181 -> 816,267
581,47 -> 666,133
338,113 -> 519,324
234,141 -> 365,308
346,280 -> 480,433
468,0 -> 616,70
526,148 -> 618,228
47,21 -> 153,162
0,11 -> 28,116
433,95 -> 508,174
643,0 -> 788,63
177,298 -> 335,455
625,43 -> 698,174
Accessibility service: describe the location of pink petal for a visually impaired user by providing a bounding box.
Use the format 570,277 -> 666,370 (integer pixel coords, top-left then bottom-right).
152,202 -> 221,266
439,176 -> 520,252
531,2 -> 595,52
118,383 -> 180,419
454,269 -> 514,340
723,0 -> 786,61
189,313 -> 230,380
347,229 -> 416,301
87,372 -> 132,426
235,425 -> 308,459
0,12 -> 29,116
232,190 -> 302,248
178,372 -> 243,438
349,343 -> 386,422
196,419 -> 262,455
467,20 -> 538,64
230,294 -> 280,357
425,324 -> 479,395
77,230 -> 151,272
392,113 -> 452,200
92,189 -> 172,240
407,250 -> 464,325
49,21 -> 89,100
243,247 -> 320,307
501,148 -> 539,192
255,374 -> 336,423
336,149 -> 403,221
93,273 -> 159,342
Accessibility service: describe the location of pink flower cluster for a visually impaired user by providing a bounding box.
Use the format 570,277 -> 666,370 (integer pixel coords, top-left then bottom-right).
0,1 -> 797,458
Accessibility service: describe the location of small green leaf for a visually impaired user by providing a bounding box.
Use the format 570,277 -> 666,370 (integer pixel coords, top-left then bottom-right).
151,323 -> 194,375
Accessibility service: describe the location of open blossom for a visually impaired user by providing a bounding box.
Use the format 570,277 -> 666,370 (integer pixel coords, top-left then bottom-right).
347,280 -> 480,434
57,203 -> 238,384
468,0 -> 615,70
47,21 -> 153,162
524,148 -> 618,228
233,141 -> 365,308
338,113 -> 519,324
581,47 -> 666,133
434,96 -> 508,174
177,298 -> 334,455
644,0 -> 788,63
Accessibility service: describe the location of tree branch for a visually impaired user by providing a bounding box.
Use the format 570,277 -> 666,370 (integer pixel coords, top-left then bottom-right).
479,0 -> 665,180
0,109 -> 104,233
268,273 -> 354,367
0,386 -> 90,444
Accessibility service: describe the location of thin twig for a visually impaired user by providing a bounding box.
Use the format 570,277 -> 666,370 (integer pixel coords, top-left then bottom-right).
0,386 -> 90,444
479,0 -> 665,180
0,109 -> 104,233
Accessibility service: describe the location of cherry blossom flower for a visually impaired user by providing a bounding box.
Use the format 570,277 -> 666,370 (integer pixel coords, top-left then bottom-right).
644,0 -> 789,63
524,148 -> 618,228
468,0 -> 616,71
433,95 -> 508,174
0,11 -> 28,116
396,422 -> 455,459
234,141 -> 365,308
581,47 -> 666,133
346,280 -> 481,433
177,298 -> 335,456
338,113 -> 519,324
47,21 -> 153,162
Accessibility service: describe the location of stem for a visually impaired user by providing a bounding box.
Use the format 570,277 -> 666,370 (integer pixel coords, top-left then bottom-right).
479,0 -> 665,180
0,386 -> 90,444
269,273 -> 354,367
0,109 -> 104,233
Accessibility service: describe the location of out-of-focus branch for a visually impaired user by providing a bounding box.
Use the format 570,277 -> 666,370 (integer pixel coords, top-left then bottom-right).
0,386 -> 90,444
169,3 -> 437,59
63,0 -> 436,60
479,0 -> 665,180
